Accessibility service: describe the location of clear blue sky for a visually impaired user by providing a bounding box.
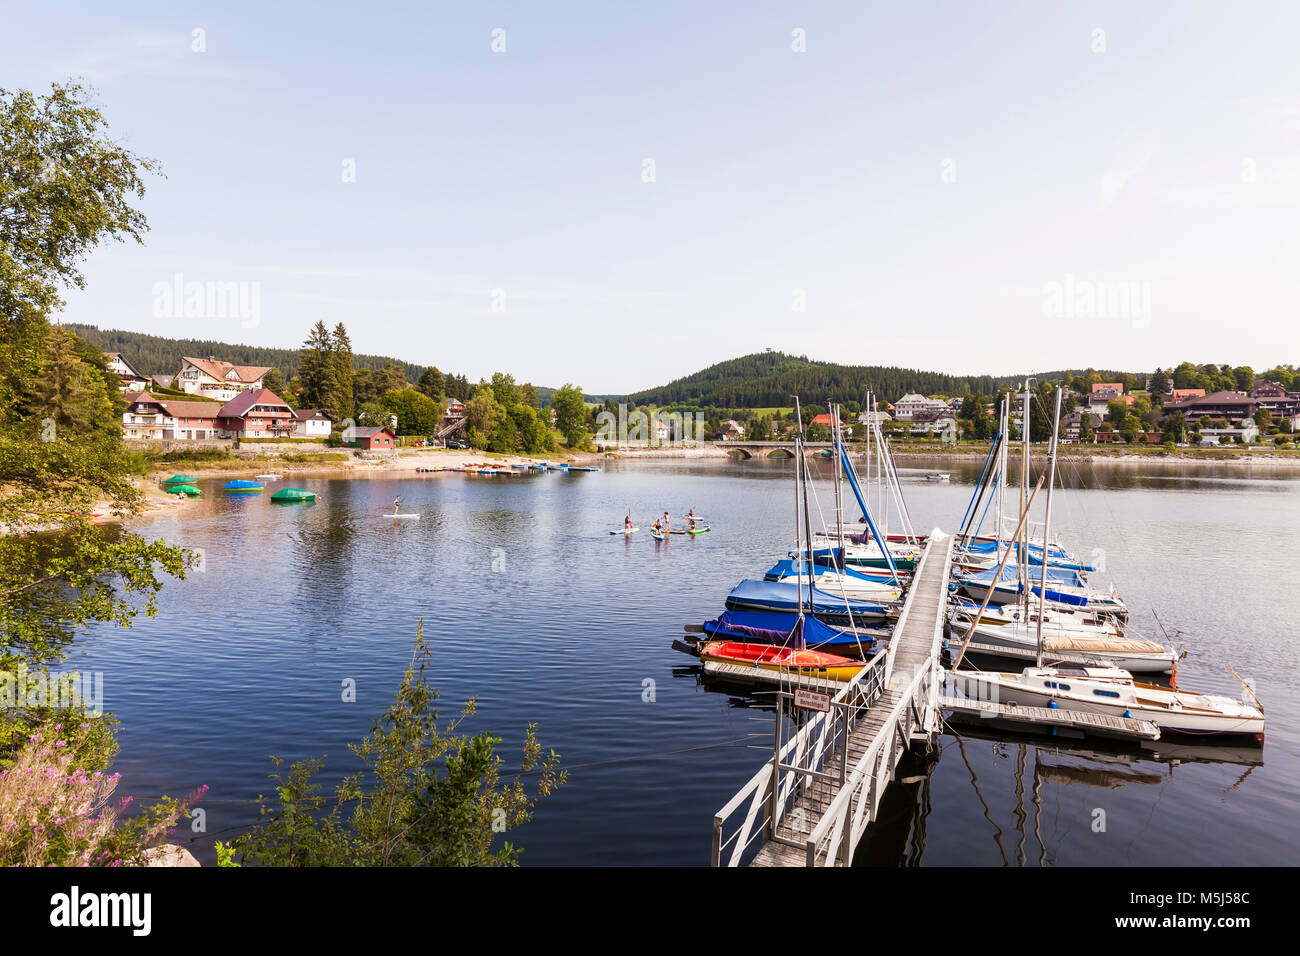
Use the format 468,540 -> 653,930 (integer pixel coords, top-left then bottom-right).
6,1 -> 1299,392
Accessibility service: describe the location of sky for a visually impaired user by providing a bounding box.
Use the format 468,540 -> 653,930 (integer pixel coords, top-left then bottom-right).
5,1 -> 1300,393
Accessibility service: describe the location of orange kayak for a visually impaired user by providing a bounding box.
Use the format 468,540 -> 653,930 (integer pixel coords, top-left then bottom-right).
698,641 -> 864,682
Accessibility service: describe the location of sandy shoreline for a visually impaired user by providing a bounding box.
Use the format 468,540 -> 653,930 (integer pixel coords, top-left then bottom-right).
94,443 -> 1299,532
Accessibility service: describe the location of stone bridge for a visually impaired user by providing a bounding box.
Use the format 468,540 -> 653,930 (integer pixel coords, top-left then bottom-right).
716,441 -> 836,459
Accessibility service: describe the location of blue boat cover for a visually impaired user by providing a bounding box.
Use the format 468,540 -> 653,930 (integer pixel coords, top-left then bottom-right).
725,579 -> 888,617
702,610 -> 875,652
763,559 -> 894,585
223,480 -> 263,489
961,563 -> 1083,588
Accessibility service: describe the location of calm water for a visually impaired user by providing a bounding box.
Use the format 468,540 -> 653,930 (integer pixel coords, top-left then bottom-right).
69,457 -> 1300,865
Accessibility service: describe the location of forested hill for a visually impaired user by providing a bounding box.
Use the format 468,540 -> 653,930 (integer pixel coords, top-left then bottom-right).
67,324 -> 423,382
626,352 -> 1044,407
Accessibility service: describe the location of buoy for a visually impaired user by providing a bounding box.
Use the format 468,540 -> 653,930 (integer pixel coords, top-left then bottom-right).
1123,710 -> 1133,719
1047,700 -> 1058,709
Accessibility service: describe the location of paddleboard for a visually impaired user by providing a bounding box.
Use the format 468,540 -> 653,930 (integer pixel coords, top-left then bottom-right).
687,527 -> 711,535
384,513 -> 420,519
610,527 -> 639,535
651,531 -> 666,541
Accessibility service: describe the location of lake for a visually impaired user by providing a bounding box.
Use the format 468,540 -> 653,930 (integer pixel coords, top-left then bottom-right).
70,457 -> 1300,865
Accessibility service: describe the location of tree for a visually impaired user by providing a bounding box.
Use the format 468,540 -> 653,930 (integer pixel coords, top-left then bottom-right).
263,367 -> 291,404
551,384 -> 588,447
227,625 -> 563,866
416,366 -> 444,403
1,81 -> 190,774
381,389 -> 440,436
465,390 -> 504,449
331,324 -> 355,422
296,321 -> 337,414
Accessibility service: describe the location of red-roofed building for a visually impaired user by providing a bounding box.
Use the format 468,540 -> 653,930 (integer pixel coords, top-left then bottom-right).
121,392 -> 223,440
1091,382 -> 1125,395
216,389 -> 295,438
176,356 -> 271,402
1170,388 -> 1205,401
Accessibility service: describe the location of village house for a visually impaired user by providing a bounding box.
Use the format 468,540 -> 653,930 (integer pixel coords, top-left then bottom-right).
1062,411 -> 1103,442
809,412 -> 851,436
858,410 -> 892,427
1170,388 -> 1205,402
908,409 -> 958,437
121,392 -> 223,441
892,393 -> 950,421
291,408 -> 333,439
1162,390 -> 1259,425
215,389 -> 295,439
175,356 -> 271,402
343,425 -> 397,450
716,419 -> 745,441
1247,381 -> 1300,419
103,353 -> 149,391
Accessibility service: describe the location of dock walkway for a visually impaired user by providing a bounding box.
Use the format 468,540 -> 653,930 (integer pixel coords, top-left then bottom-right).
712,531 -> 953,867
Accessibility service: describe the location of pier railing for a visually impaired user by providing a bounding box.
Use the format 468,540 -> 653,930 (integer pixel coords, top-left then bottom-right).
803,654 -> 944,866
711,647 -> 889,867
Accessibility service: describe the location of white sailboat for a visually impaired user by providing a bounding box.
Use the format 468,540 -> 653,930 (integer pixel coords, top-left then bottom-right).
950,385 -> 1264,741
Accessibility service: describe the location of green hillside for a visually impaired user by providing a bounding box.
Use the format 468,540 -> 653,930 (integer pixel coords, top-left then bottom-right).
625,352 -> 1052,408
68,324 -> 424,382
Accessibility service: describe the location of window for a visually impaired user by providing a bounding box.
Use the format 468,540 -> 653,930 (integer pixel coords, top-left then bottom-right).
1092,689 -> 1121,698
1045,681 -> 1071,691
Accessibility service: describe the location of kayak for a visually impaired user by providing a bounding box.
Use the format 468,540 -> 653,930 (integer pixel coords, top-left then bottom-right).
610,527 -> 639,535
698,640 -> 864,682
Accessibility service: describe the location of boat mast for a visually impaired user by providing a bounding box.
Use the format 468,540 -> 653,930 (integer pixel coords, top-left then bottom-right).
1019,380 -> 1032,617
1035,385 -> 1063,668
793,396 -> 805,623
995,395 -> 1007,565
833,401 -> 846,565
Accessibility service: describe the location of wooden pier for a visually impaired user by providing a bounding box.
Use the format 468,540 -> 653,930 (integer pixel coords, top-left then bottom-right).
711,530 -> 954,867
939,695 -> 1160,741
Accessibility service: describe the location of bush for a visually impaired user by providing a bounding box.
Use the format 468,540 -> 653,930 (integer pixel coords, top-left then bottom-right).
0,721 -> 204,867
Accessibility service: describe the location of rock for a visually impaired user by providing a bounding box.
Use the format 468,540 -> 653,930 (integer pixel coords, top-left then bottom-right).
142,844 -> 201,867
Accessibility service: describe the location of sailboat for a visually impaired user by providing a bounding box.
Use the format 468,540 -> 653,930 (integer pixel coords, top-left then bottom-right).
697,398 -> 881,671
949,386 -> 1263,740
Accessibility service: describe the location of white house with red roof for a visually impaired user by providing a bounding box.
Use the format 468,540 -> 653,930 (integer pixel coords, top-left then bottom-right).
215,389 -> 295,438
103,353 -> 149,391
121,392 -> 223,440
175,356 -> 271,402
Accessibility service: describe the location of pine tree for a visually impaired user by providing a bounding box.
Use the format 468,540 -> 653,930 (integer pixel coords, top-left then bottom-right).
331,323 -> 355,422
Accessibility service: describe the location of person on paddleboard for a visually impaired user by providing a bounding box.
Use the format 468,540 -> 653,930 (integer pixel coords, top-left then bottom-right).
685,507 -> 698,520
393,495 -> 403,516
687,517 -> 697,532
624,513 -> 633,530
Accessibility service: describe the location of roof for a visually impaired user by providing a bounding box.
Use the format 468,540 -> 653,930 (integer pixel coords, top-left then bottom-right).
218,388 -> 291,418
292,408 -> 331,421
809,413 -> 842,426
1091,382 -> 1125,393
157,400 -> 223,419
1164,390 -> 1256,409
181,356 -> 272,384
105,352 -> 146,378
349,426 -> 394,438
